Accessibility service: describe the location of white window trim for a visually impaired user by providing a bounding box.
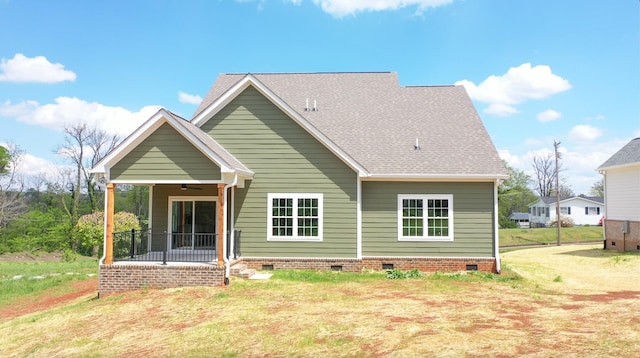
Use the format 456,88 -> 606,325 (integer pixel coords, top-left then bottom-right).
267,193 -> 323,242
397,194 -> 454,242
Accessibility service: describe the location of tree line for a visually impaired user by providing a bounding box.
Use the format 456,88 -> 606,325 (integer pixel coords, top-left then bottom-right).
498,154 -> 604,228
0,124 -> 147,256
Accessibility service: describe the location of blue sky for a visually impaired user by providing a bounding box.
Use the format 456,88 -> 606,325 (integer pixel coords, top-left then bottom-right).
1,0 -> 638,195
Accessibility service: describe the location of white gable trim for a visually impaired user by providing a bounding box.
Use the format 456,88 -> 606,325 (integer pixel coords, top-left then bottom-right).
191,74 -> 369,176
598,161 -> 640,172
91,109 -> 236,178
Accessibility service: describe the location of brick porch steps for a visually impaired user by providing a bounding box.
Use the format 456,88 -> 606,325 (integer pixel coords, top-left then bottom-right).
230,263 -> 256,278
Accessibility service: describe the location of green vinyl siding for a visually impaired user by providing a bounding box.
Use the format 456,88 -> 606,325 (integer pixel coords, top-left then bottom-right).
200,86 -> 357,258
110,123 -> 221,181
149,184 -> 220,251
362,181 -> 496,257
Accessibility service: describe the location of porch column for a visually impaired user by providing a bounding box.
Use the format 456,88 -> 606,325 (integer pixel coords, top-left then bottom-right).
217,183 -> 225,266
105,183 -> 115,265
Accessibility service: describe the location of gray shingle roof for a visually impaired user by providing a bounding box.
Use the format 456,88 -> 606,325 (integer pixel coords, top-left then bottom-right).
193,72 -> 507,178
597,137 -> 640,170
535,196 -> 604,205
509,212 -> 530,220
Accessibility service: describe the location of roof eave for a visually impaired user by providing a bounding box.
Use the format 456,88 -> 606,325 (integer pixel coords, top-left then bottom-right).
597,161 -> 640,172
363,173 -> 509,181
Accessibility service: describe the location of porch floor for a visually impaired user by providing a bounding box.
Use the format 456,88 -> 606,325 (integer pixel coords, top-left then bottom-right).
113,250 -> 218,265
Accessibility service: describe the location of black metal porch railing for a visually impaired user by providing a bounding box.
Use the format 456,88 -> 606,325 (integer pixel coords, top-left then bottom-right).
113,229 -> 241,264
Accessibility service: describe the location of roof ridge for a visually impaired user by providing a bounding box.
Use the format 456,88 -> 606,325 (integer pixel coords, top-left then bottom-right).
404,85 -> 456,88
223,71 -> 394,75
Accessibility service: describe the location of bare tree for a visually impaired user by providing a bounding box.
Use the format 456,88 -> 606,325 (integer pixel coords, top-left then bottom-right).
531,153 -> 571,197
0,144 -> 27,236
531,154 -> 556,197
57,123 -> 119,217
85,128 -> 119,210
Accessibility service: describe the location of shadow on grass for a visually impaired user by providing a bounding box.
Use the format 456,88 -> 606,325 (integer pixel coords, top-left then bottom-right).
559,247 -> 640,258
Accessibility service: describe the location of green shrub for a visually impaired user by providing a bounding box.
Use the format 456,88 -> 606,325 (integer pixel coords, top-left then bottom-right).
73,211 -> 141,257
386,269 -> 424,279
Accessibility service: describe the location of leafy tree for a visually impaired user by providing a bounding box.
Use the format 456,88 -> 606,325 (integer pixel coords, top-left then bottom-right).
589,178 -> 604,197
0,145 -> 10,174
1,207 -> 69,253
498,161 -> 537,228
0,144 -> 27,240
115,185 -> 149,226
73,211 -> 141,257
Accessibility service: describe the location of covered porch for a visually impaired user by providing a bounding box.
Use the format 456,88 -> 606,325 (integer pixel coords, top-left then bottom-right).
102,182 -> 234,266
90,109 -> 253,294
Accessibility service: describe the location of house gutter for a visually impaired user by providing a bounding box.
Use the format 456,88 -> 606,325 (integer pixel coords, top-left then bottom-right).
223,173 -> 238,285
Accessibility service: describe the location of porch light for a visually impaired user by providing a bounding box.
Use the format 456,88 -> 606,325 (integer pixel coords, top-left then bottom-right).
181,184 -> 187,191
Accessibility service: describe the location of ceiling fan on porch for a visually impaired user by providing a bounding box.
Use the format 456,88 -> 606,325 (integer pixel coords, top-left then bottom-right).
181,184 -> 203,191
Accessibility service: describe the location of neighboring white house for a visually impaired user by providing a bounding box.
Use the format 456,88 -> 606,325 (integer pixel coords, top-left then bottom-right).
528,196 -> 604,227
508,212 -> 530,228
597,137 -> 640,252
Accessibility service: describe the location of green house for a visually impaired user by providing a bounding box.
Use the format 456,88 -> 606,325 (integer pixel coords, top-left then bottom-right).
92,72 -> 508,294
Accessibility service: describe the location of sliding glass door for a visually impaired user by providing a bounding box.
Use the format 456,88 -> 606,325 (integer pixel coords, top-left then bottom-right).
169,197 -> 216,250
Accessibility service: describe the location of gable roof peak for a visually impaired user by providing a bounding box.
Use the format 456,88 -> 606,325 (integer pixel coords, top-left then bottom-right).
192,72 -> 507,179
597,137 -> 640,170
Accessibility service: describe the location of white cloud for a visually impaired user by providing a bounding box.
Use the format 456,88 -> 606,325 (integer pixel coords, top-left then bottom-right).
311,0 -> 453,17
14,153 -> 62,177
537,109 -> 561,123
0,53 -> 76,83
498,149 -> 520,167
178,91 -> 203,105
484,103 -> 518,117
0,97 -> 161,137
568,124 -> 603,142
506,137 -> 632,195
456,63 -> 571,116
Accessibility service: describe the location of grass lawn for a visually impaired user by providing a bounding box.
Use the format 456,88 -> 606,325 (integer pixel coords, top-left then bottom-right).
0,245 -> 639,357
0,253 -> 98,311
500,225 -> 603,247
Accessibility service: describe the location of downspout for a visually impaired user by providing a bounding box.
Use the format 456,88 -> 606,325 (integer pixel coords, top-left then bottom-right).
493,180 -> 501,274
223,173 -> 238,285
99,180 -> 109,265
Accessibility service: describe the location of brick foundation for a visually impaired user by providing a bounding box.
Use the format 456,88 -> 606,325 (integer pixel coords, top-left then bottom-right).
604,219 -> 640,252
239,256 -> 497,273
99,263 -> 225,296
99,256 -> 498,295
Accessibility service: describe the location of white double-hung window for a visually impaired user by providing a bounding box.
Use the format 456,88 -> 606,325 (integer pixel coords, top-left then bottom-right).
398,194 -> 454,241
267,193 -> 323,241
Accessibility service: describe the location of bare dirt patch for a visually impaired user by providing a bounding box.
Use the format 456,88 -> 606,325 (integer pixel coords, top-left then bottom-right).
0,278 -> 98,320
0,251 -> 65,262
1,245 -> 639,357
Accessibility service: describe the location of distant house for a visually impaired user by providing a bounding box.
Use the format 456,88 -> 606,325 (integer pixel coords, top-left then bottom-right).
528,196 -> 604,227
597,137 -> 640,252
508,212 -> 530,228
91,72 -> 508,295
